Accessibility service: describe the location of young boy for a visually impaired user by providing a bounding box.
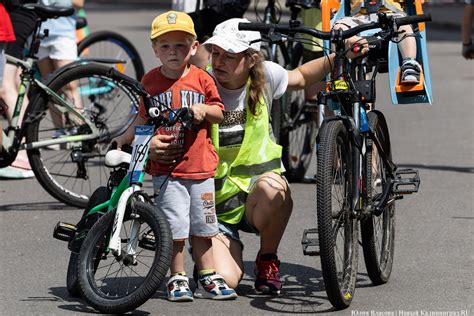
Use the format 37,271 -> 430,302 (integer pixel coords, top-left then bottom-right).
333,0 -> 422,84
113,11 -> 237,302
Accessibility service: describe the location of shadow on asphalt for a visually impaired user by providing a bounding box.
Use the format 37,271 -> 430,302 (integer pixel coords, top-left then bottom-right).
44,260 -> 379,314
0,202 -> 76,212
399,163 -> 474,174
49,286 -> 151,314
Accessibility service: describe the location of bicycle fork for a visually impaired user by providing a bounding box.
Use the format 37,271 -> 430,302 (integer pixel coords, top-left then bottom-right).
108,184 -> 142,261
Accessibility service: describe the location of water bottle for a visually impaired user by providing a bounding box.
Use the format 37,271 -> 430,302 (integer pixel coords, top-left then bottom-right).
359,107 -> 369,133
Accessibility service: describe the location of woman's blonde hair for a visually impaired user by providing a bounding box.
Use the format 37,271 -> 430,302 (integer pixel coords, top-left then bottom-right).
245,49 -> 266,116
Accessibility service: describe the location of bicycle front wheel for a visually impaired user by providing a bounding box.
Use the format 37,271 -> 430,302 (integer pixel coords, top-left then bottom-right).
77,201 -> 172,314
25,63 -> 140,208
316,120 -> 358,309
361,110 -> 395,285
78,31 -> 145,81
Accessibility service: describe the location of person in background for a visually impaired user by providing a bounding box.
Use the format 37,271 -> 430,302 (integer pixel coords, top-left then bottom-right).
36,0 -> 84,138
301,4 -> 327,110
0,0 -> 16,150
0,0 -> 36,178
172,0 -> 250,68
462,0 -> 474,59
333,0 -> 422,85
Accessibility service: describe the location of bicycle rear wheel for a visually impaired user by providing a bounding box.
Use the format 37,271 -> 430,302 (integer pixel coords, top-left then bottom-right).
78,31 -> 145,81
67,186 -> 110,297
266,42 -> 316,181
316,120 -> 358,309
279,90 -> 318,181
25,63 -> 140,208
78,201 -> 172,314
361,110 -> 395,285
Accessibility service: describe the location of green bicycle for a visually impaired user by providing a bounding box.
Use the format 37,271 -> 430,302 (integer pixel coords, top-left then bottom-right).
53,87 -> 196,313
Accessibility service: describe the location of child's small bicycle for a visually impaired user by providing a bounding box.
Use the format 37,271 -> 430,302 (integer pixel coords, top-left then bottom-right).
53,78 -> 195,313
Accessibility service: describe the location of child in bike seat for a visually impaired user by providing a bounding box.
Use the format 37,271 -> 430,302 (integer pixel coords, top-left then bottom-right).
333,0 -> 422,84
112,11 -> 237,302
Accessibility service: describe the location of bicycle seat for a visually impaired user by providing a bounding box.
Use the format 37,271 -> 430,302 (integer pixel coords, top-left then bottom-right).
105,150 -> 131,168
23,3 -> 74,20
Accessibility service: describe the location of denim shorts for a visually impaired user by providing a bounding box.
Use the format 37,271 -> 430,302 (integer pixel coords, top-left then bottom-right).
218,216 -> 259,250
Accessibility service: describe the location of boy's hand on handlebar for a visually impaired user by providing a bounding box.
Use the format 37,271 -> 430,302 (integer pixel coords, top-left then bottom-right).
190,104 -> 206,125
345,36 -> 369,59
149,134 -> 184,164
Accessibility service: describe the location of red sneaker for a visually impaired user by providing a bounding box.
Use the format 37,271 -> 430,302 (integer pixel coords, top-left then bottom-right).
254,253 -> 282,294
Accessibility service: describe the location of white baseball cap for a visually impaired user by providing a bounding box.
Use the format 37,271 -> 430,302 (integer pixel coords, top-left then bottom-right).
203,18 -> 261,53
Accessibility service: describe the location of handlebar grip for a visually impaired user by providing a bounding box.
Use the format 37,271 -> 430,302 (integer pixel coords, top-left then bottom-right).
107,68 -> 149,99
395,14 -> 432,26
238,22 -> 279,32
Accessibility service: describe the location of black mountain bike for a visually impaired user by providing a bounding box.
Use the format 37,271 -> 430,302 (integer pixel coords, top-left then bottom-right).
256,0 -> 320,181
239,11 -> 429,309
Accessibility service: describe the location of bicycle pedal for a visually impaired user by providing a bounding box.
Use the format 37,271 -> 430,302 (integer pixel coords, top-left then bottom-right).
392,168 -> 420,194
301,228 -> 319,256
53,221 -> 77,242
138,232 -> 155,251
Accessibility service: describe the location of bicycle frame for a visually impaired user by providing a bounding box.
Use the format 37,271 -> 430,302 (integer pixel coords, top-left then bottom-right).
81,125 -> 154,257
2,55 -> 102,154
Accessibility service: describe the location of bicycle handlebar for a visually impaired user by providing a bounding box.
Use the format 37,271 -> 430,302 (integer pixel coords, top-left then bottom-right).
238,13 -> 431,41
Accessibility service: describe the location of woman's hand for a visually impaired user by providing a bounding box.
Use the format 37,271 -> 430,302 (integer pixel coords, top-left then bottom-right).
345,35 -> 369,59
148,134 -> 184,164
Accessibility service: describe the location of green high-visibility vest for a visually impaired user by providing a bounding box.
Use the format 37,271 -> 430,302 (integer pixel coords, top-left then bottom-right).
211,86 -> 282,224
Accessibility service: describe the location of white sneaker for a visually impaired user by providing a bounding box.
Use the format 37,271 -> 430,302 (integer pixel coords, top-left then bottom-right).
166,275 -> 194,302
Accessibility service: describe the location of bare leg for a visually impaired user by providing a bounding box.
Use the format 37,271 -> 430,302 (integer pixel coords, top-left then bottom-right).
2,64 -> 27,124
462,4 -> 474,59
170,240 -> 186,274
246,172 -> 293,255
192,236 -> 214,271
53,59 -> 82,110
1,64 -> 30,167
211,233 -> 243,288
397,24 -> 417,60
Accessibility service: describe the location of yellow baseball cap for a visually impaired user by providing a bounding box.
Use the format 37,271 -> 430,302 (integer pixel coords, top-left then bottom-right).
150,11 -> 197,40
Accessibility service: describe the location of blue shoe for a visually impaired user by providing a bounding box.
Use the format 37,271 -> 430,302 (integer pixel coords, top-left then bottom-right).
199,273 -> 238,300
167,275 -> 194,302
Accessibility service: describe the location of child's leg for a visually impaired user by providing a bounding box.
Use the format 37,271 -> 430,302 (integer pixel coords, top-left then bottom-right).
192,236 -> 214,272
171,240 -> 186,274
397,24 -> 422,84
152,176 -> 193,301
189,178 -> 237,299
397,24 -> 417,60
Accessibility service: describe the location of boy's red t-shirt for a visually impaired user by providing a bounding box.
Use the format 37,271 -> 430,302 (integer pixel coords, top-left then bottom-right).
139,65 -> 224,180
0,4 -> 15,42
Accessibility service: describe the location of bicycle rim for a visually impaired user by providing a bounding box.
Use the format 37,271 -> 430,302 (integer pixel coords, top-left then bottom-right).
280,89 -> 317,181
316,120 -> 358,309
361,110 -> 395,284
26,63 -> 139,208
78,201 -> 172,314
78,31 -> 145,81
